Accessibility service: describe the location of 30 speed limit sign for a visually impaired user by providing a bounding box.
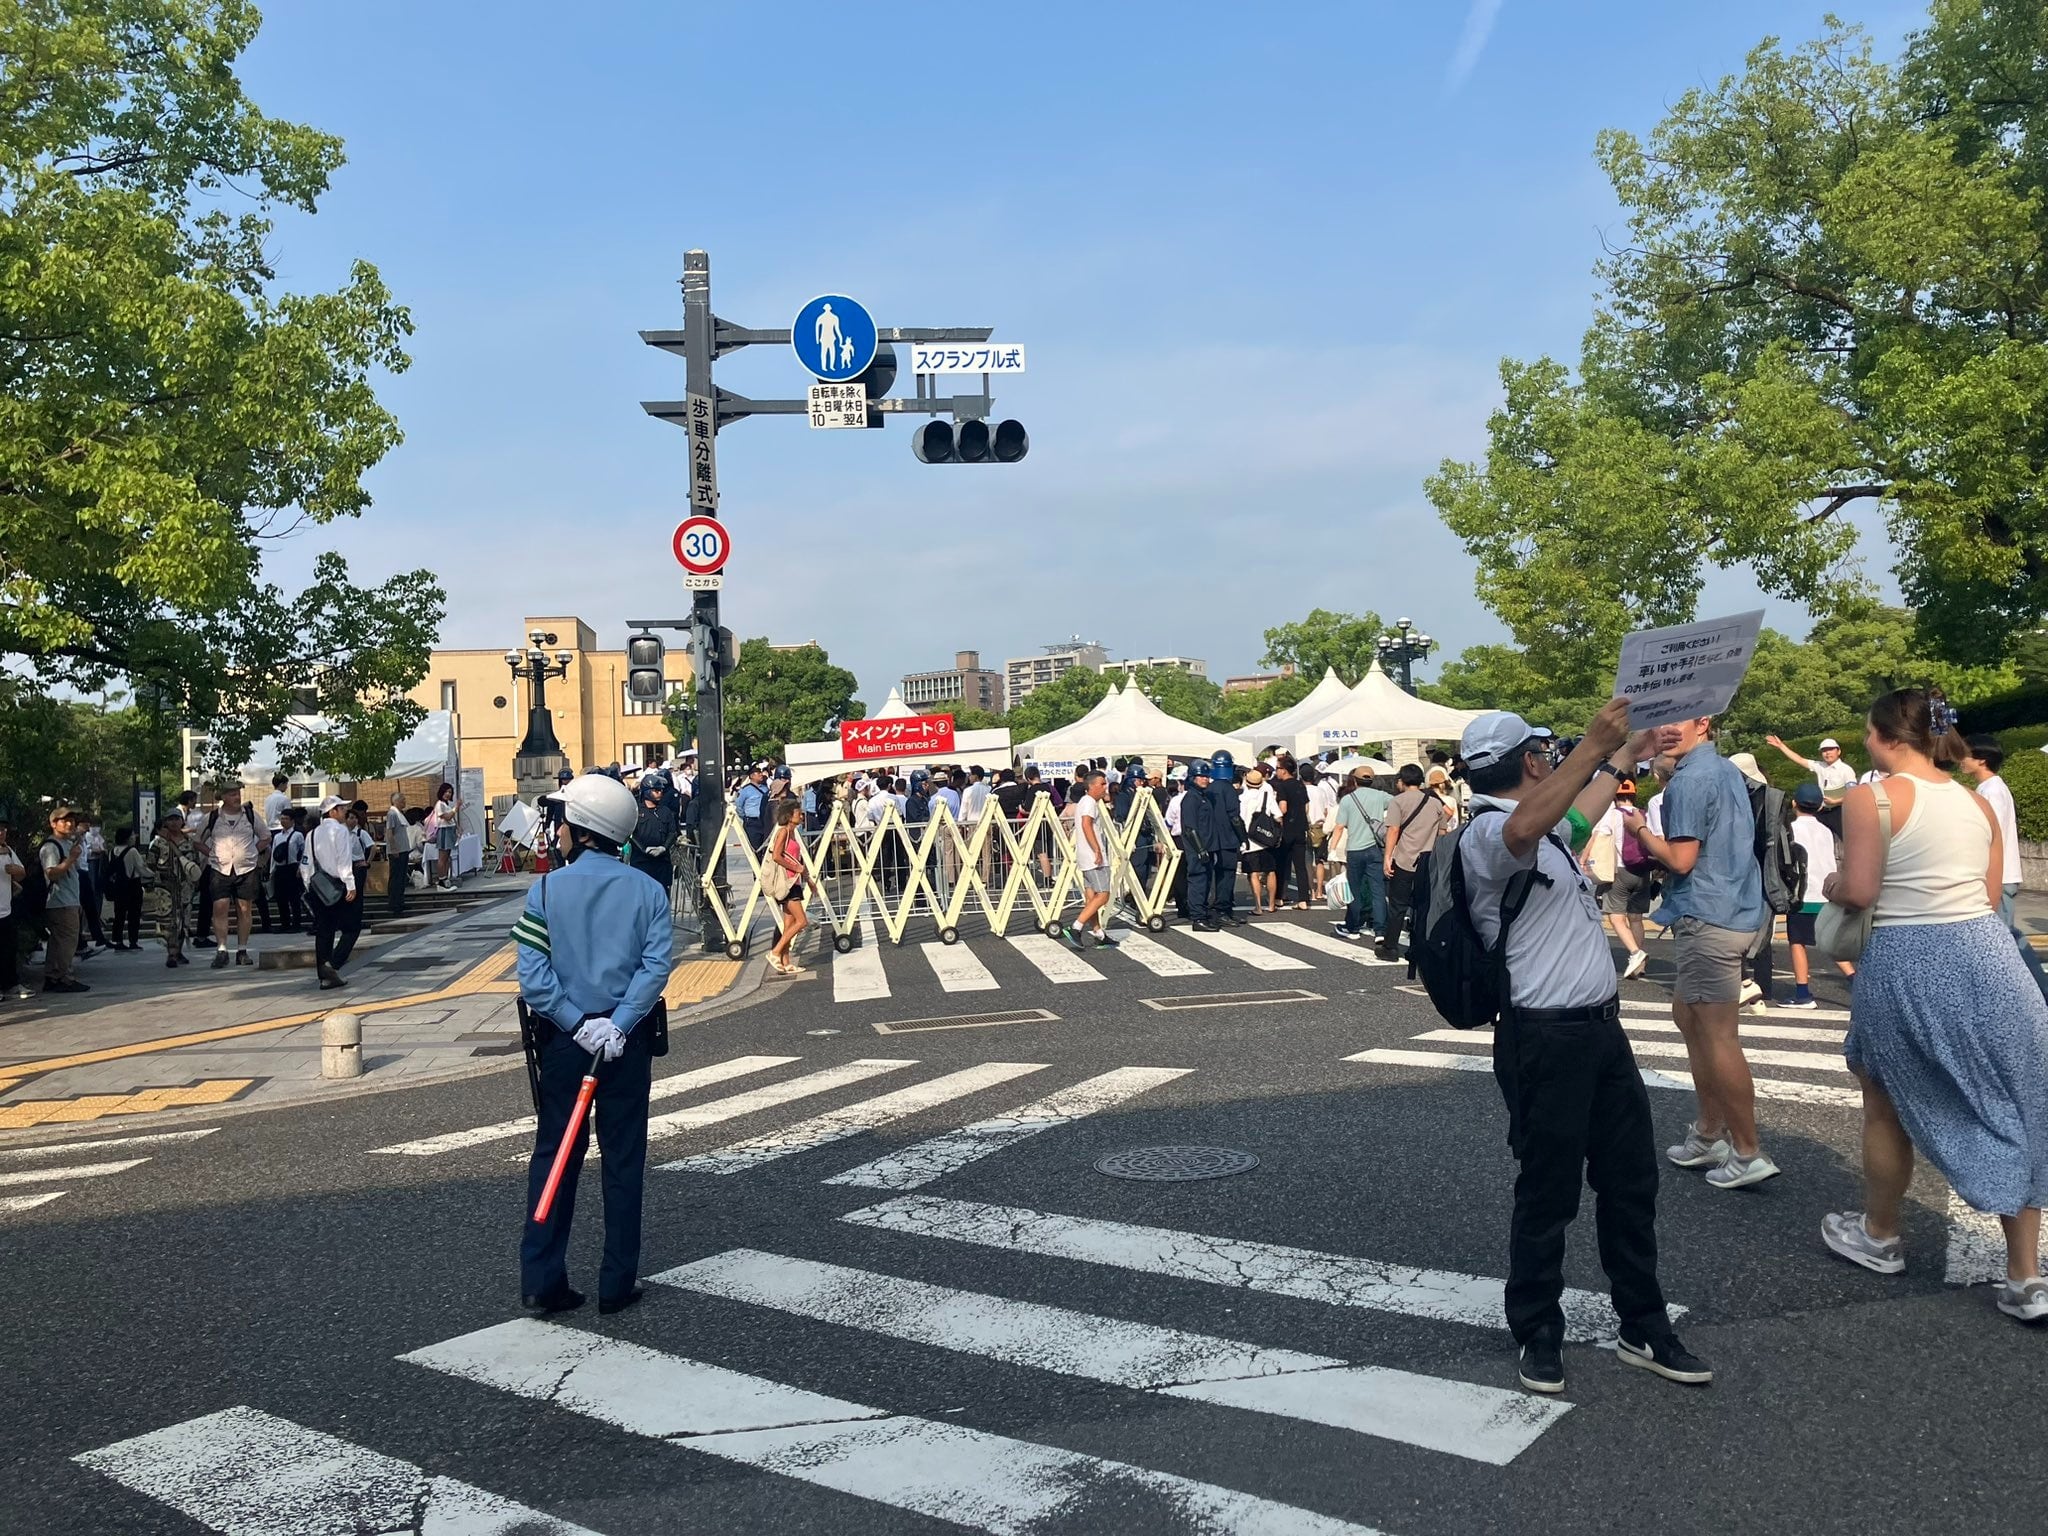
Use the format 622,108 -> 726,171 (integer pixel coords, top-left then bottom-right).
672,515 -> 729,589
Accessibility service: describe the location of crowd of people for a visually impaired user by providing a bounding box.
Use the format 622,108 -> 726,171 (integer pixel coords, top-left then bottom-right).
0,775 -> 474,1002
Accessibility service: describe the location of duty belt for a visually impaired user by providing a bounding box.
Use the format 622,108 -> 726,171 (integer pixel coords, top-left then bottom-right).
1504,997 -> 1621,1027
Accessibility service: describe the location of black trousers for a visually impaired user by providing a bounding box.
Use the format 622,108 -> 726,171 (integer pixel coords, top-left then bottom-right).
520,1025 -> 653,1303
193,868 -> 213,943
80,868 -> 108,945
0,912 -> 16,991
1211,851 -> 1239,916
311,891 -> 362,970
1492,1005 -> 1668,1345
1383,865 -> 1417,948
386,855 -> 408,918
1274,836 -> 1312,905
112,879 -> 142,947
273,866 -> 305,933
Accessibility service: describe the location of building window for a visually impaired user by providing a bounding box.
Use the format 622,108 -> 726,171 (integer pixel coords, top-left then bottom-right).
622,742 -> 671,767
439,680 -> 457,713
622,682 -> 663,717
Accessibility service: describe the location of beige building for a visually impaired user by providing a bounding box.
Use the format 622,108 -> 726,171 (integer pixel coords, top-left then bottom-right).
414,616 -> 694,803
902,649 -> 1005,713
1005,639 -> 1110,711
1101,655 -> 1207,680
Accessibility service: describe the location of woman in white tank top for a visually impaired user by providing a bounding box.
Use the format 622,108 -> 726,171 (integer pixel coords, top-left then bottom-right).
1820,688 -> 2048,1322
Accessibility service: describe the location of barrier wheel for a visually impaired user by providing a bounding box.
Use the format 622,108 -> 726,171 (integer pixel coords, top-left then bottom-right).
940,926 -> 960,945
833,932 -> 855,954
725,941 -> 745,960
1043,919 -> 1063,938
1146,914 -> 1167,932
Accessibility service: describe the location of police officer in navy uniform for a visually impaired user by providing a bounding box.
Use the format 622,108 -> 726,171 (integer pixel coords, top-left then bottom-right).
513,772 -> 673,1316
1206,750 -> 1247,925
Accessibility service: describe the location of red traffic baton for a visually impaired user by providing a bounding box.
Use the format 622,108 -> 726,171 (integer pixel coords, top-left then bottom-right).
532,1057 -> 599,1223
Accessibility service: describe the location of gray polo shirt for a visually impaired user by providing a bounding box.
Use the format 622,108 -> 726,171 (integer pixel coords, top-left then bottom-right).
39,837 -> 80,909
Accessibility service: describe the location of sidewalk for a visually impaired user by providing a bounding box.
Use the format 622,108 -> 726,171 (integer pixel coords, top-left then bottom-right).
0,875 -> 745,1137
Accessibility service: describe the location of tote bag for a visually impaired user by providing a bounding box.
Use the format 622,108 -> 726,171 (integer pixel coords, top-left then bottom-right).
1814,784 -> 1891,963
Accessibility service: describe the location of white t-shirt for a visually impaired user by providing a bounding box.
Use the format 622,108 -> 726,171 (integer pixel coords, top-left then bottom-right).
1977,775 -> 2023,890
263,790 -> 292,830
1790,815 -> 1838,911
1460,796 -> 1616,1011
0,847 -> 20,918
1645,791 -> 1666,838
1072,793 -> 1106,871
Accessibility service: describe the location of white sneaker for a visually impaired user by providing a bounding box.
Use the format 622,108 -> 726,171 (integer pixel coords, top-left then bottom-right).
1622,950 -> 1648,980
1995,1277 -> 2048,1323
1666,1128 -> 1731,1168
1738,980 -> 1764,1007
1706,1150 -> 1782,1190
1822,1210 -> 1904,1274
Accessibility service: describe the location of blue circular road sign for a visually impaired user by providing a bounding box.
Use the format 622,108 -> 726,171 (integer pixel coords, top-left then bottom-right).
792,294 -> 877,382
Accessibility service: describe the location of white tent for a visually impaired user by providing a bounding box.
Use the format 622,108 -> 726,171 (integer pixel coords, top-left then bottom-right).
231,710 -> 460,787
782,688 -> 1012,789
1228,666 -> 1353,753
1015,682 -> 1243,764
1278,662 -> 1482,758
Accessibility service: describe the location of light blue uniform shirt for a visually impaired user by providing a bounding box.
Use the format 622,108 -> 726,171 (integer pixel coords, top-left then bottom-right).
735,781 -> 767,821
1654,744 -> 1765,934
513,853 -> 674,1035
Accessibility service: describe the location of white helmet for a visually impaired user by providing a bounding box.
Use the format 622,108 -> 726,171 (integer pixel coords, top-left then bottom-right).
546,773 -> 637,844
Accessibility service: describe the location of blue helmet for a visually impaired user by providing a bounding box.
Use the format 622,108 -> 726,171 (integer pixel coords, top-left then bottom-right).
1209,750 -> 1236,784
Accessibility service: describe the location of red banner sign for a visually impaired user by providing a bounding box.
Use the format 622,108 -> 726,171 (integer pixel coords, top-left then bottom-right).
840,714 -> 956,760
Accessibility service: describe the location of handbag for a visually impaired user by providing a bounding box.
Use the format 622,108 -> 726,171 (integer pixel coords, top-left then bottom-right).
1814,783 -> 1891,963
308,866 -> 347,907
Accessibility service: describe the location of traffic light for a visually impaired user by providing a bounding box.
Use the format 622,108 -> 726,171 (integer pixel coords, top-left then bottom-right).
912,418 -> 1029,464
626,632 -> 665,703
714,625 -> 738,679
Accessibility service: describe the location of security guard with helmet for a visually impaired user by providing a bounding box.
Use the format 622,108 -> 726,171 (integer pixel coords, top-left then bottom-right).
513,772 -> 673,1317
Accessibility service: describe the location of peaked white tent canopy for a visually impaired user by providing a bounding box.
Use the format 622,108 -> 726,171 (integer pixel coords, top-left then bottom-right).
1229,666 -> 1354,752
232,711 -> 460,786
1280,662 -> 1483,758
1015,682 -> 1243,765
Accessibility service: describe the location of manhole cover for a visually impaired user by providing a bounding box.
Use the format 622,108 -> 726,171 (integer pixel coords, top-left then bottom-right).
1094,1146 -> 1259,1182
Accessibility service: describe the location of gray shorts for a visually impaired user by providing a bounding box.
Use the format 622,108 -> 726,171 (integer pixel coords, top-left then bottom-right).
1602,865 -> 1656,916
1673,916 -> 1762,1004
1081,866 -> 1110,894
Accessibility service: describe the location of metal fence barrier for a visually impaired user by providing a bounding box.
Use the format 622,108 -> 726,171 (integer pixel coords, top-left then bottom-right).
693,794 -> 1183,958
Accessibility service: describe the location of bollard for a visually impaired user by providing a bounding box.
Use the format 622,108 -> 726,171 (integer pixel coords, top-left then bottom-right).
321,1010 -> 363,1079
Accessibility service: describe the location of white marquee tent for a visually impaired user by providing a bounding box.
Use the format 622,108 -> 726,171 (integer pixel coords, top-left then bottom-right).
231,710 -> 460,788
1278,662 -> 1483,758
1228,666 -> 1354,752
1015,682 -> 1243,766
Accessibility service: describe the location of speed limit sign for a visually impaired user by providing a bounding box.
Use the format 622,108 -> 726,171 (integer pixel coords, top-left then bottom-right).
672,516 -> 730,576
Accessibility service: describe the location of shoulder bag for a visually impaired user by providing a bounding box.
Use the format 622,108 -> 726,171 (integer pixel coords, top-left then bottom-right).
1814,783 -> 1891,964
1246,787 -> 1282,850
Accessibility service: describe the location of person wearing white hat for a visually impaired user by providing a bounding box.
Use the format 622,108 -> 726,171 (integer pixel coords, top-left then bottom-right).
1763,732 -> 1857,808
513,770 -> 674,1318
303,796 -> 360,990
1454,699 -> 1710,1395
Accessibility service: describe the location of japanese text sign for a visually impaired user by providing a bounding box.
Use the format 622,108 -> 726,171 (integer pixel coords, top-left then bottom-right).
839,715 -> 956,761
910,344 -> 1026,375
808,381 -> 867,429
1613,610 -> 1765,729
686,392 -> 718,511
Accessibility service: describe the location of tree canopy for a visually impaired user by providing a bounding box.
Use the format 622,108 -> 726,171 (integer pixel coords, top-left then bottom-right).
1005,664 -> 1113,746
1429,1 -> 2048,679
1260,608 -> 1389,684
1,0 -> 438,776
716,639 -> 863,764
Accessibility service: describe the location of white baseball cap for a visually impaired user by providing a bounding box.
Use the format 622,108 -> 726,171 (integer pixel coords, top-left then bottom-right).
1459,712 -> 1556,772
1818,738 -> 1841,751
316,795 -> 346,815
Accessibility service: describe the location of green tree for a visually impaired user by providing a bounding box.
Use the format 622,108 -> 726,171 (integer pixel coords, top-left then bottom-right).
0,0 -> 439,777
1125,665 -> 1223,728
1259,609 -> 1389,684
926,705 -> 1006,732
1429,4 -> 2048,668
1215,670 -> 1317,731
720,639 -> 863,764
0,689 -> 165,823
1005,665 -> 1113,746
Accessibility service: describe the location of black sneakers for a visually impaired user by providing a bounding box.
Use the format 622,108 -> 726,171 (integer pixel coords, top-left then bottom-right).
1518,1333 -> 1565,1394
598,1287 -> 644,1316
522,1287 -> 585,1315
1616,1328 -> 1713,1385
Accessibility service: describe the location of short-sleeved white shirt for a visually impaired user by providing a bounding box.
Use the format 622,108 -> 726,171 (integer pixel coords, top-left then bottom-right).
1790,815 -> 1838,911
1072,794 -> 1106,871
1805,757 -> 1857,793
1460,796 -> 1616,1011
1977,775 -> 2023,889
0,847 -> 20,918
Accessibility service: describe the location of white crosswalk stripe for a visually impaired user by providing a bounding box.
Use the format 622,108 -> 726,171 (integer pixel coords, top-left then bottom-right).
0,1127 -> 218,1159
652,1248 -> 1570,1464
77,1405 -> 601,1535
919,939 -> 1000,991
660,1061 -> 1051,1175
1345,1048 -> 1862,1108
1107,931 -> 1212,976
369,1056 -> 799,1156
0,1192 -> 66,1213
643,1058 -> 915,1144
1257,923 -> 1403,967
0,1157 -> 148,1188
832,917 -> 890,1002
824,1066 -> 1192,1190
1177,927 -> 1315,970
404,1318 -> 1374,1534
1005,931 -> 1105,982
841,1193 -> 1665,1342
1405,1029 -> 1850,1075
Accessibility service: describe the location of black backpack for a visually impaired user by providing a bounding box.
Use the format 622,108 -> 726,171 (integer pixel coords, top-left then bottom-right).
1749,784 -> 1802,915
1412,806 -> 1556,1029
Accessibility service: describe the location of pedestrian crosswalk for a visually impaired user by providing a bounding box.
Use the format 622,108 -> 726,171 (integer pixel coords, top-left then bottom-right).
1346,997 -> 1861,1109
0,1125 -> 218,1215
825,916 -> 1396,1003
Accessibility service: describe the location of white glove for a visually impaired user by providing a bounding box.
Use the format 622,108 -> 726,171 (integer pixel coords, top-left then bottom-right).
572,1017 -> 626,1061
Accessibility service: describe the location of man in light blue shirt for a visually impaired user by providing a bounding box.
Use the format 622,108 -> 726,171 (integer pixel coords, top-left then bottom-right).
1330,773 -> 1393,939
1623,718 -> 1777,1192
735,764 -> 769,852
515,773 -> 673,1317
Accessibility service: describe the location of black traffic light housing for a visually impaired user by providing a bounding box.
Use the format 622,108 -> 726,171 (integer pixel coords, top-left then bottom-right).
912,418 -> 1028,464
626,633 -> 665,703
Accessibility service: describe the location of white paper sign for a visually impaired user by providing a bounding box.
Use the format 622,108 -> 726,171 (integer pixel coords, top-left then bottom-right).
808,381 -> 867,428
910,343 -> 1026,375
1614,609 -> 1765,729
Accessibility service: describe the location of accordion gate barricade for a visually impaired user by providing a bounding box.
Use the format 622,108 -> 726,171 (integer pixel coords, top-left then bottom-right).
693,794 -> 1183,958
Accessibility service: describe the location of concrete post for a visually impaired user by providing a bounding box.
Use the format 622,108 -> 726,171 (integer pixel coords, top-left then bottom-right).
321,1010 -> 363,1079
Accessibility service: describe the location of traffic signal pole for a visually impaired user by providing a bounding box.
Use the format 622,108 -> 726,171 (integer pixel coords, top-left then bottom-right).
644,248 -> 1018,948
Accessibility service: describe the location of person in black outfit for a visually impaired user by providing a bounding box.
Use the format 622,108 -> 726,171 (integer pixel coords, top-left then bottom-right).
1270,754 -> 1314,908
107,826 -> 145,949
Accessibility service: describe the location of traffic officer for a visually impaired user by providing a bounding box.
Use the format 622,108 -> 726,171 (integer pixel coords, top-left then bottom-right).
1206,750 -> 1247,925
513,772 -> 673,1317
1179,760 -> 1222,929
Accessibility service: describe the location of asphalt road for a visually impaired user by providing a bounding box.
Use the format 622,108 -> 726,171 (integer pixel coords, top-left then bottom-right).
5,909 -> 2039,1535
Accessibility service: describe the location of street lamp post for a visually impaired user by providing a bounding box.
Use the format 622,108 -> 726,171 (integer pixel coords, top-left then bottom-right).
1375,617 -> 1435,695
506,630 -> 573,795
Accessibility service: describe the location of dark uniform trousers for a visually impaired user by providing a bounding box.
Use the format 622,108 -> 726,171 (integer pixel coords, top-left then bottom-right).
1492,1000 -> 1667,1345
521,1023 -> 654,1304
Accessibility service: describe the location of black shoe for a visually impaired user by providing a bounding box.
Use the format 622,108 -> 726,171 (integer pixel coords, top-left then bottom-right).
174,953 -> 191,966
1374,944 -> 1400,962
1223,914 -> 1249,927
211,951 -> 230,970
522,1287 -> 585,1316
598,1287 -> 644,1316
1093,933 -> 1120,948
317,963 -> 345,989
166,957 -> 178,969
235,951 -> 253,966
1616,1328 -> 1713,1385
1518,1333 -> 1565,1394
44,978 -> 89,993
1192,920 -> 1220,932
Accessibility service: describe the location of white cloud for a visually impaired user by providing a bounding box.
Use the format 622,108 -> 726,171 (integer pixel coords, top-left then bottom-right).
1446,0 -> 1505,94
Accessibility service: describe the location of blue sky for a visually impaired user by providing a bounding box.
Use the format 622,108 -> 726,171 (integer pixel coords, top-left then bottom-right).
239,0 -> 1918,706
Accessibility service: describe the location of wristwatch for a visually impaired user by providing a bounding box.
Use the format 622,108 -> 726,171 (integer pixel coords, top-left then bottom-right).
1591,762 -> 1623,784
